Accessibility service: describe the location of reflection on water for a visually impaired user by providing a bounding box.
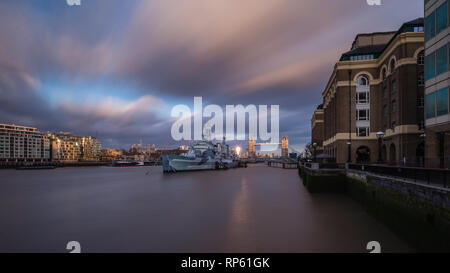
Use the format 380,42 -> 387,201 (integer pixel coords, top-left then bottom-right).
0,165 -> 412,253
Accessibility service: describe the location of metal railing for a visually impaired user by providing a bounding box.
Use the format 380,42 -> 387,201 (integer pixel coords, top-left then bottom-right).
301,162 -> 345,170
348,164 -> 449,189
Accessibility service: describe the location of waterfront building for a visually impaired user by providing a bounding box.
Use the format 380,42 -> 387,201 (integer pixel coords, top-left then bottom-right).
281,136 -> 289,158
48,132 -> 101,162
317,18 -> 425,165
311,104 -> 325,155
0,124 -> 50,162
424,0 -> 450,168
101,149 -> 122,161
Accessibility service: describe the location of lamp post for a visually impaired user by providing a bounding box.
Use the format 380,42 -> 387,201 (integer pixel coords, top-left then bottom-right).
313,143 -> 318,162
420,133 -> 426,167
377,131 -> 385,164
347,69 -> 352,163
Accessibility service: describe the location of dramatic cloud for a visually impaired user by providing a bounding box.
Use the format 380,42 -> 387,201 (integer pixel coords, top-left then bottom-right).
0,0 -> 424,150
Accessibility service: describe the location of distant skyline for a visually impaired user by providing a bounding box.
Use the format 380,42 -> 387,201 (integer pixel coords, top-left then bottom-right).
0,0 -> 423,150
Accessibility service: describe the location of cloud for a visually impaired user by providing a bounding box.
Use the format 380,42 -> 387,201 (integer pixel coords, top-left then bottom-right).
0,0 -> 424,148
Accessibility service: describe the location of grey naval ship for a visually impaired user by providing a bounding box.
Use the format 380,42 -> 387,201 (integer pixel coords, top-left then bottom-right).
162,138 -> 241,173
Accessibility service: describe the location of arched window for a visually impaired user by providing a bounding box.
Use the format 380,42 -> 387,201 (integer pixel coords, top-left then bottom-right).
382,68 -> 387,80
390,58 -> 396,73
357,75 -> 369,86
417,51 -> 424,65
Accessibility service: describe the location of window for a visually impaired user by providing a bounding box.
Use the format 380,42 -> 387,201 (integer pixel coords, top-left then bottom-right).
350,55 -> 374,61
392,80 -> 397,93
436,88 -> 449,116
383,86 -> 388,98
426,52 -> 436,80
382,68 -> 387,80
383,105 -> 388,117
357,92 -> 369,104
392,100 -> 397,113
391,122 -> 397,131
436,1 -> 448,35
426,92 -> 436,119
414,26 -> 424,32
357,127 -> 370,137
357,109 -> 370,121
390,59 -> 396,73
357,76 -> 369,86
425,12 -> 435,41
436,44 -> 448,75
418,73 -> 425,86
417,96 -> 424,108
418,51 -> 424,65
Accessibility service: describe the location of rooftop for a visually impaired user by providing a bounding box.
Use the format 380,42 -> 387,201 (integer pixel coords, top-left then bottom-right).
340,18 -> 424,61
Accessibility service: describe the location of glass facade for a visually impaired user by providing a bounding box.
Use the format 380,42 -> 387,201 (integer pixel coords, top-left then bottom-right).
426,52 -> 436,80
436,45 -> 448,75
436,88 -> 449,116
426,92 -> 436,119
436,1 -> 448,34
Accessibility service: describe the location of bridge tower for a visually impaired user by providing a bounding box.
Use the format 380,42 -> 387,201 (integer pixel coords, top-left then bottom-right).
281,136 -> 289,158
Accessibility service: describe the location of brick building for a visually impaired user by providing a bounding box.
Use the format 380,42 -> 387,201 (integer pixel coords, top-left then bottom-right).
316,18 -> 425,165
311,104 -> 325,155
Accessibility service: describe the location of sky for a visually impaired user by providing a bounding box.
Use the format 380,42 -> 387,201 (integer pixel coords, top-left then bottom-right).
0,0 -> 423,151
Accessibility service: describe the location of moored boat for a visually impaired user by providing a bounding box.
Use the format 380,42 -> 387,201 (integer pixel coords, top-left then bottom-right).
112,161 -> 145,167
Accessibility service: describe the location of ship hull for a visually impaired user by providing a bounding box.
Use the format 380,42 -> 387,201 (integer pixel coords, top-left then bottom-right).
162,154 -> 217,172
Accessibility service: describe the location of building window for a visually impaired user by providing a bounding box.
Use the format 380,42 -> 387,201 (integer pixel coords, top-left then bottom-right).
436,44 -> 448,75
425,12 -> 435,41
382,68 -> 387,80
418,73 -> 425,86
356,109 -> 370,121
392,80 -> 397,93
414,26 -> 424,32
417,96 -> 424,108
426,92 -> 436,119
350,55 -> 375,61
356,92 -> 369,104
436,1 -> 448,35
383,86 -> 388,98
357,75 -> 369,86
418,51 -> 425,65
425,52 -> 436,80
436,87 -> 449,116
390,59 -> 396,73
383,105 -> 388,117
391,122 -> 396,131
392,100 -> 397,113
357,127 -> 370,137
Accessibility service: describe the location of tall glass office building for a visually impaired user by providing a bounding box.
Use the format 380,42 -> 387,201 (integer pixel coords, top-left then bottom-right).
425,0 -> 450,168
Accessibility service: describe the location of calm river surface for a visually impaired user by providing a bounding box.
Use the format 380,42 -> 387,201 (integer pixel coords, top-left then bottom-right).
0,165 -> 412,253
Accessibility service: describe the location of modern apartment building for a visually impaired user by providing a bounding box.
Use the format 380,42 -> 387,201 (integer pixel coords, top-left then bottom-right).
424,0 -> 450,168
48,133 -> 102,162
0,124 -> 51,162
318,18 -> 425,165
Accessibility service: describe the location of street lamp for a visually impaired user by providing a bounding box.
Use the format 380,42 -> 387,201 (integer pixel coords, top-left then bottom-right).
313,143 -> 318,162
347,141 -> 352,163
347,69 -> 352,164
376,131 -> 385,164
419,134 -> 426,167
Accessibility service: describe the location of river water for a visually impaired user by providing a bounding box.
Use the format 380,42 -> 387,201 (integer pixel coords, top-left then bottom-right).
0,165 -> 412,253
